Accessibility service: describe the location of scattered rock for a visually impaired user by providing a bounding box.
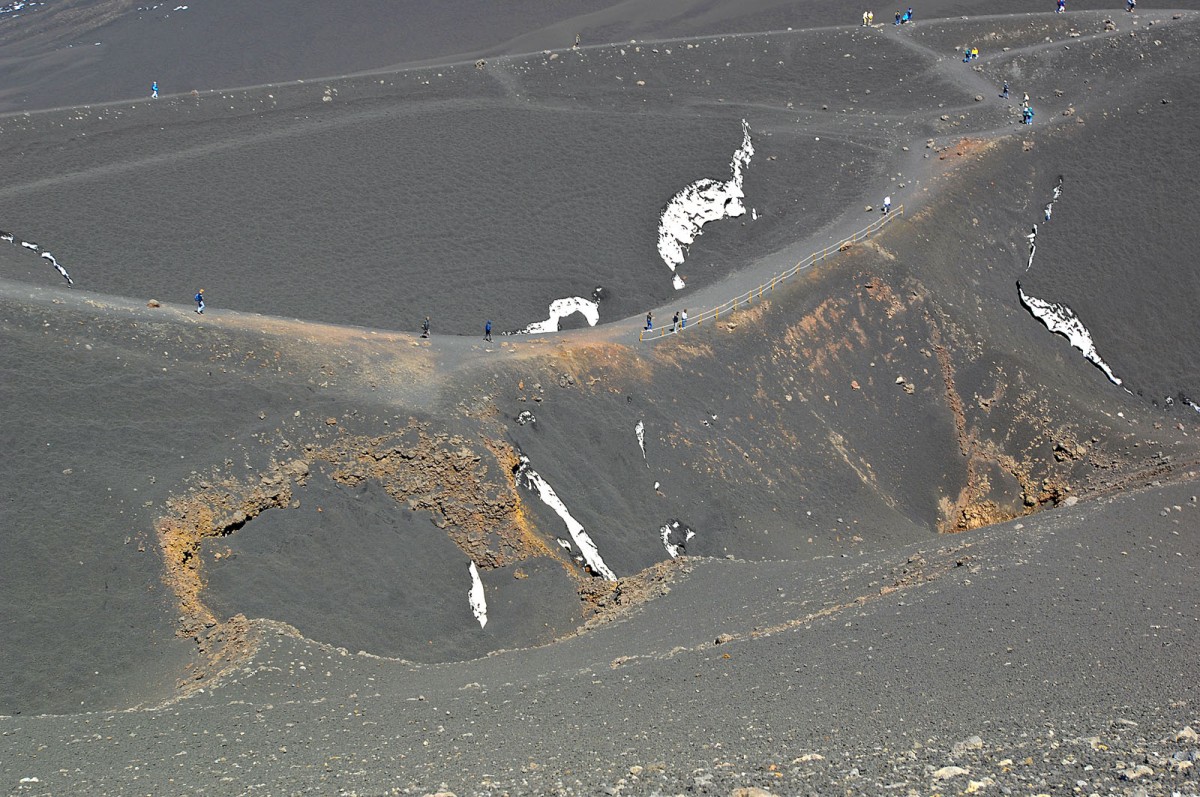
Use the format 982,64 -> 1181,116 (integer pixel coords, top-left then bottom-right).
282,460 -> 309,480
974,94 -> 984,102
1177,726 -> 1199,743
147,299 -> 161,308
715,633 -> 734,645
1122,764 -> 1153,780
953,735 -> 984,756
731,788 -> 777,797
933,765 -> 969,781
793,753 -> 825,763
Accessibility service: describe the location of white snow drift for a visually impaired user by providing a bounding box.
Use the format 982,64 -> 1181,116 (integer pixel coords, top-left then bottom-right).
1018,285 -> 1123,387
520,297 -> 600,334
659,520 -> 695,559
467,562 -> 488,628
1018,177 -> 1122,387
515,456 -> 617,580
656,119 -> 754,289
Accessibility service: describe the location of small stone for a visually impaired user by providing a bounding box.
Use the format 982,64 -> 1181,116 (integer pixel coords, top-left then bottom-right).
933,766 -> 969,781
731,789 -> 777,797
793,753 -> 825,763
1063,496 -> 1079,507
974,94 -> 984,102
953,736 -> 984,755
1122,764 -> 1153,780
1177,726 -> 1199,742
147,299 -> 161,308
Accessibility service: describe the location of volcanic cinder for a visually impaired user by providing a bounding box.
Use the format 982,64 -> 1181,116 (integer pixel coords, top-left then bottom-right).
1,1 -> 1198,795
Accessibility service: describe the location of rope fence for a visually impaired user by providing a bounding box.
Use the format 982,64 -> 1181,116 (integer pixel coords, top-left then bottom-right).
639,205 -> 904,342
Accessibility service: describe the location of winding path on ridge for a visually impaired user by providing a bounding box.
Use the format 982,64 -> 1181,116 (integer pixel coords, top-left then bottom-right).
0,10 -> 1190,371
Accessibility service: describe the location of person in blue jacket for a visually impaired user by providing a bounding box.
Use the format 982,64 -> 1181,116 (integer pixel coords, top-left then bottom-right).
194,289 -> 205,313
484,320 -> 492,341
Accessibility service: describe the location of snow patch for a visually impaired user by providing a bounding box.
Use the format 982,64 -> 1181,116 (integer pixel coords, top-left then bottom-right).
515,456 -> 617,580
519,297 -> 599,334
659,519 -> 695,559
2,231 -> 74,286
1018,283 -> 1123,387
1026,176 -> 1064,273
635,420 -> 646,463
656,119 -> 754,288
467,562 -> 487,628
40,252 -> 73,286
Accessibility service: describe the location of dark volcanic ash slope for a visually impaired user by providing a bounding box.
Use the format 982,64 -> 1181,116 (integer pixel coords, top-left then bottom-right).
1,7 -> 1200,795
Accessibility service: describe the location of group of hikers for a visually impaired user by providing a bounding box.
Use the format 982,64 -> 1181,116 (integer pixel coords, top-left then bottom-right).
644,309 -> 689,333
858,8 -> 912,26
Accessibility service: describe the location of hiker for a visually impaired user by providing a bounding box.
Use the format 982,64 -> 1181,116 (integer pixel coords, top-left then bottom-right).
1044,204 -> 1053,222
904,7 -> 913,23
421,316 -> 430,337
970,47 -> 979,61
1023,105 -> 1035,124
1056,0 -> 1066,12
151,80 -> 158,99
194,289 -> 205,314
645,311 -> 653,331
963,48 -> 972,63
672,311 -> 679,332
868,10 -> 874,24
863,10 -> 870,25
574,32 -> 581,47
895,10 -> 902,25
1000,80 -> 1010,99
1126,0 -> 1135,11
484,320 -> 492,341
883,195 -> 892,214
680,309 -> 688,329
